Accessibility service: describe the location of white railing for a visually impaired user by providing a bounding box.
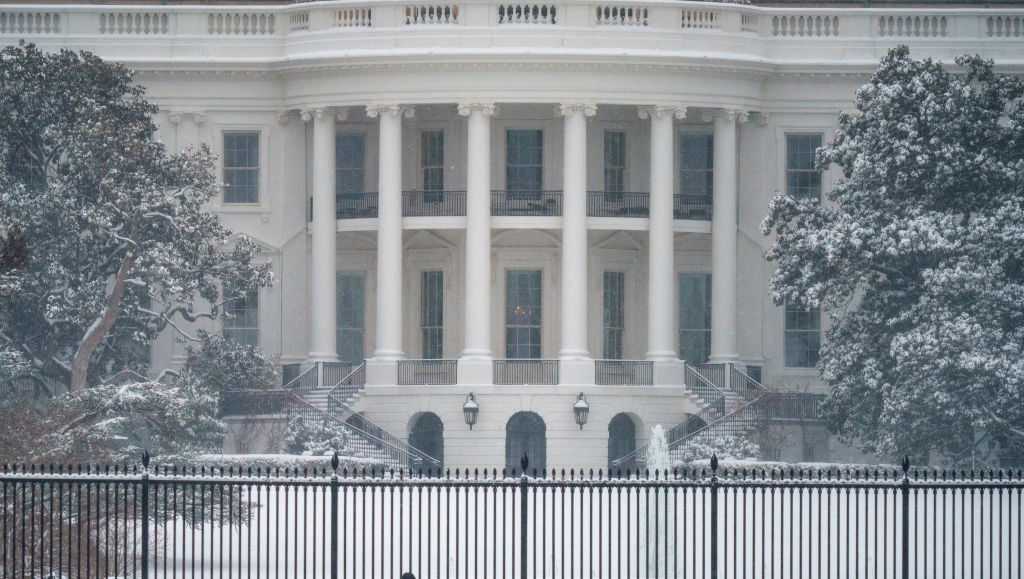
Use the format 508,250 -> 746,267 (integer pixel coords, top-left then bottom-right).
0,12 -> 60,35
289,11 -> 310,31
772,14 -> 840,37
99,12 -> 168,35
680,8 -> 718,31
405,4 -> 459,25
337,7 -> 373,28
878,15 -> 947,38
208,12 -> 276,35
988,15 -> 1023,38
595,5 -> 648,27
497,3 -> 558,25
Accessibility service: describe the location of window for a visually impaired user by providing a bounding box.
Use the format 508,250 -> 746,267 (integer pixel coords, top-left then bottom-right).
336,134 -> 366,195
679,132 -> 713,198
603,271 -> 625,359
336,272 -> 365,364
603,131 -> 627,196
224,289 -> 259,348
784,301 -> 821,368
506,130 -> 544,195
421,131 -> 445,199
506,270 -> 542,359
421,271 -> 444,359
678,273 -> 712,364
786,134 -> 823,200
223,132 -> 259,203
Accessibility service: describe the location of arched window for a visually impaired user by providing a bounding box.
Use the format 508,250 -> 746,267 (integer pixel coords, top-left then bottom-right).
608,413 -> 637,474
409,412 -> 444,471
505,412 -> 546,473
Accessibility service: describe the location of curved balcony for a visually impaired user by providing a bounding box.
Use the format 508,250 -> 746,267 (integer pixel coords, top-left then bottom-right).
402,189 -> 467,217
673,194 -> 713,221
337,191 -> 379,219
587,191 -> 649,218
490,190 -> 562,217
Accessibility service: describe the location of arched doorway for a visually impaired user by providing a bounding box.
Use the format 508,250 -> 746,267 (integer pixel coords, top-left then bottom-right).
409,412 -> 444,469
505,412 -> 546,473
608,413 -> 637,474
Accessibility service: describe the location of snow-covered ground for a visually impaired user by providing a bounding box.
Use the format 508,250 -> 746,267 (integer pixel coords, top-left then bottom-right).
147,476 -> 1022,579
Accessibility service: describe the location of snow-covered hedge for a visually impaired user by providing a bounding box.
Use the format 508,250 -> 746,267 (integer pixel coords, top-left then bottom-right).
184,453 -> 386,473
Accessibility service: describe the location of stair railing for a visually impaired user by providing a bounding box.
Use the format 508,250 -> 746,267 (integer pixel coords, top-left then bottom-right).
729,363 -> 772,401
282,363 -> 318,393
684,363 -> 726,417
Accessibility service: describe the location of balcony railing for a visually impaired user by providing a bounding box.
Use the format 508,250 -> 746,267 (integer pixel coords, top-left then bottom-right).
762,392 -> 826,421
491,190 -> 562,217
402,190 -> 467,217
673,194 -> 713,220
397,359 -> 458,385
494,359 -> 559,385
336,191 -> 379,219
586,191 -> 649,218
595,359 -> 654,386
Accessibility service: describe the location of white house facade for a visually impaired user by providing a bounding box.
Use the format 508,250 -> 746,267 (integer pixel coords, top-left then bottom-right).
4,0 -> 1022,470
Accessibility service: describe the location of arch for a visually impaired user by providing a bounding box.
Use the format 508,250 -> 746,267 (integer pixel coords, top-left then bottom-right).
505,411 -> 546,473
409,412 -> 444,469
608,413 -> 638,474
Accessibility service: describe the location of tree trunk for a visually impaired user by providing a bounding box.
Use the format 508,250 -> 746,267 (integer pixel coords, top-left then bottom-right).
69,255 -> 134,392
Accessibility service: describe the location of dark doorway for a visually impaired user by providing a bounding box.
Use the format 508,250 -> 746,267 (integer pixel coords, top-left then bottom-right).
608,413 -> 637,474
505,411 -> 546,473
409,412 -> 444,469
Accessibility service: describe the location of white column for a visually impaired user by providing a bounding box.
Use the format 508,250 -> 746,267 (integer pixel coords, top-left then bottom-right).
367,104 -> 412,361
709,109 -> 744,363
640,106 -> 686,361
305,108 -> 338,361
559,103 -> 596,364
458,103 -> 496,361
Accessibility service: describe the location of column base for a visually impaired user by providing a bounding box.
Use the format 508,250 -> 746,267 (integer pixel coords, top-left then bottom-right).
365,358 -> 398,386
306,352 -> 340,363
651,358 -> 685,387
558,356 -> 595,386
708,354 -> 740,364
457,357 -> 494,386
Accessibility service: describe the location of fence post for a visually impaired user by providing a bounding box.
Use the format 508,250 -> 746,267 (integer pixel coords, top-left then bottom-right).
519,453 -> 529,579
140,450 -> 151,578
709,454 -> 719,579
901,456 -> 910,579
330,451 -> 340,579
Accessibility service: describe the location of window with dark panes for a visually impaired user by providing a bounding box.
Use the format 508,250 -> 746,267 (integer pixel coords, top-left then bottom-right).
506,130 -> 544,197
604,131 -> 627,198
506,270 -> 542,359
224,289 -> 259,348
223,131 -> 259,203
336,272 -> 366,364
784,300 -> 821,368
678,132 -> 713,198
603,271 -> 625,359
786,133 -> 823,200
678,273 -> 712,363
421,271 -> 444,359
421,131 -> 445,201
336,133 -> 366,195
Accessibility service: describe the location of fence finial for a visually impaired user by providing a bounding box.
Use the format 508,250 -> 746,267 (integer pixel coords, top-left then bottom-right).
902,455 -> 910,475
710,453 -> 719,473
331,451 -> 340,472
142,449 -> 150,470
520,452 -> 529,473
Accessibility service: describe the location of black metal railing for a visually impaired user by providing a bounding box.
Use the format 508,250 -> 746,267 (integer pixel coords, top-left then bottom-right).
336,191 -> 379,219
493,359 -> 559,385
402,190 -> 467,217
586,191 -> 650,217
762,392 -> 826,421
220,388 -> 293,416
3,456 -> 1022,579
490,190 -> 562,216
397,359 -> 458,385
594,359 -> 654,385
674,194 -> 713,220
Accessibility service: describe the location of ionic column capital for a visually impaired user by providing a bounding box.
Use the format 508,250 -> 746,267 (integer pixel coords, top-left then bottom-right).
638,105 -> 688,121
456,101 -> 495,116
706,108 -> 750,124
366,104 -> 415,119
557,103 -> 597,118
191,112 -> 207,126
300,107 -> 349,123
166,112 -> 184,126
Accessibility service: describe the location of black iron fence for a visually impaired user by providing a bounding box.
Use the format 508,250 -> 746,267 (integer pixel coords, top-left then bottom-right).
587,191 -> 650,218
493,359 -> 559,385
336,192 -> 379,219
490,190 -> 562,217
2,456 -> 1022,578
674,194 -> 713,220
402,190 -> 467,217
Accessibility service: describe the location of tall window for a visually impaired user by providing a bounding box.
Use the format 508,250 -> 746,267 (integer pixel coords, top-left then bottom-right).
224,289 -> 259,348
336,134 -> 366,195
678,132 -> 713,198
421,131 -> 445,198
506,270 -> 542,359
336,272 -> 365,363
421,271 -> 444,359
223,131 -> 259,203
678,273 -> 712,363
603,131 -> 627,196
603,271 -> 625,359
786,134 -> 823,200
506,130 -> 544,195
784,301 -> 821,368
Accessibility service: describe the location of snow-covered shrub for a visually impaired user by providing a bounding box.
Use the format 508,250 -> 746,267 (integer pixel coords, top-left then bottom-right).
673,432 -> 761,466
285,415 -> 350,456
182,331 -> 277,393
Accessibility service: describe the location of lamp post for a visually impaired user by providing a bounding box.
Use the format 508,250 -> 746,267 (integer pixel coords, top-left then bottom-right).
573,392 -> 589,430
463,393 -> 479,430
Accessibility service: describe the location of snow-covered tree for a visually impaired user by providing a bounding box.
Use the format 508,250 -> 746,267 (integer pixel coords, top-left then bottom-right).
673,432 -> 761,466
285,415 -> 351,456
180,331 -> 278,393
762,46 -> 1024,464
0,44 -> 273,392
